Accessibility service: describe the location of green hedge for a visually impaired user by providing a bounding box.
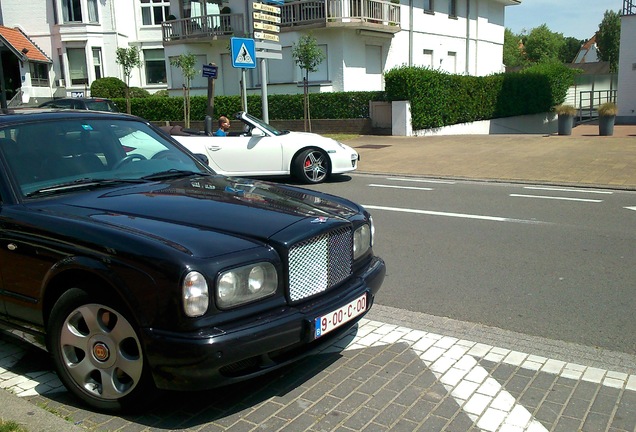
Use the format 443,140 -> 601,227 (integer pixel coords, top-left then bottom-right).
114,91 -> 385,122
114,62 -> 578,130
384,62 -> 579,130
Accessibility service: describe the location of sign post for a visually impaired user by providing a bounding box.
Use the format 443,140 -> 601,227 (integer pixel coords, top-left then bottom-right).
202,63 -> 218,119
231,37 -> 256,114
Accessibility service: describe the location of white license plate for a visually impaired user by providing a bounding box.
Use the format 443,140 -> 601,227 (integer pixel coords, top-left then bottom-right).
314,293 -> 367,339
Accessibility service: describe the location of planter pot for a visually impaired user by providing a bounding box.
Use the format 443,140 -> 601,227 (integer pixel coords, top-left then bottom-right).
557,114 -> 573,135
599,115 -> 615,136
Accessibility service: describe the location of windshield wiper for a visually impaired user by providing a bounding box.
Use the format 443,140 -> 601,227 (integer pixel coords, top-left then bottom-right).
141,169 -> 210,181
25,178 -> 149,197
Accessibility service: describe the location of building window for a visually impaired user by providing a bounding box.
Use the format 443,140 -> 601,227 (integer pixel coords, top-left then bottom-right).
88,0 -> 99,22
92,48 -> 103,80
62,0 -> 82,22
424,0 -> 433,13
447,51 -> 457,73
144,49 -> 167,84
448,0 -> 457,17
141,0 -> 170,25
30,63 -> 50,87
423,49 -> 434,68
67,48 -> 88,85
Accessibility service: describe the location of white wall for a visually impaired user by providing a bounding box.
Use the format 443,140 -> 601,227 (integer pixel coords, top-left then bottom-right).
617,14 -> 636,124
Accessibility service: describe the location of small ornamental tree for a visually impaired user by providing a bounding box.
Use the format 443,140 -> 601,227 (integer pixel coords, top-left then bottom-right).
170,53 -> 198,128
292,34 -> 325,131
115,47 -> 141,114
596,9 -> 621,73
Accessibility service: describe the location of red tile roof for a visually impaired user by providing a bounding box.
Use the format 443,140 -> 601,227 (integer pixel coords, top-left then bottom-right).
0,25 -> 51,63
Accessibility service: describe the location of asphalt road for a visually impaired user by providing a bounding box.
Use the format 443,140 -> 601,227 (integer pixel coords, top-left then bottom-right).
301,173 -> 636,354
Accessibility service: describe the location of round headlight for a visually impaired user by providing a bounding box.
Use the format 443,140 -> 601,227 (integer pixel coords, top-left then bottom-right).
183,271 -> 209,317
248,266 -> 266,293
218,272 -> 238,302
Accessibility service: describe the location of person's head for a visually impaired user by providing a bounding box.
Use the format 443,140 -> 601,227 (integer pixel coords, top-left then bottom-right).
218,116 -> 230,131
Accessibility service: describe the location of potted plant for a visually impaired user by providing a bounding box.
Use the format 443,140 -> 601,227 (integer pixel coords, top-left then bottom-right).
555,104 -> 576,135
598,102 -> 617,136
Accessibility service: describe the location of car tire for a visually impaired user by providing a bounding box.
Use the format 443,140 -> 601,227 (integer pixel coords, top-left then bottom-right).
47,287 -> 155,412
292,149 -> 330,184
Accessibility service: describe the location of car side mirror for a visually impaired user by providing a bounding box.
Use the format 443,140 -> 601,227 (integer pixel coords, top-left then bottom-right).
251,127 -> 265,137
194,154 -> 209,165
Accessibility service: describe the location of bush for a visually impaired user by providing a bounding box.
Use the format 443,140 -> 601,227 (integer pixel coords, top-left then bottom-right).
129,87 -> 150,98
90,77 -> 127,98
554,104 -> 577,115
384,62 -> 579,130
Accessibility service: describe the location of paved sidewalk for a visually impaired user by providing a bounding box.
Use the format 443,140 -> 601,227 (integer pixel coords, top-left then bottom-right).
349,124 -> 636,190
1,125 -> 636,431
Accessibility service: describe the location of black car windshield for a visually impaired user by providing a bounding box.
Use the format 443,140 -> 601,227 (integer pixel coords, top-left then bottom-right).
0,117 -> 212,198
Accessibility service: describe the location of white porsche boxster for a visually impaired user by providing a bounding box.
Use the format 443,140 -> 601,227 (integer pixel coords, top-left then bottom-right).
170,112 -> 360,184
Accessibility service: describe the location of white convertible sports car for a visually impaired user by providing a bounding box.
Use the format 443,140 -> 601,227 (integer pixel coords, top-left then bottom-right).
169,112 -> 360,184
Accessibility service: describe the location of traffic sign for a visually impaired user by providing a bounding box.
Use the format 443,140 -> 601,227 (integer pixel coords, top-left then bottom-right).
231,37 -> 256,69
202,64 -> 218,78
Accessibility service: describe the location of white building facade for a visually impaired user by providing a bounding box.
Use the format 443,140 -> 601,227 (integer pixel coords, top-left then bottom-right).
0,0 -> 168,106
0,0 -> 520,106
618,0 -> 636,124
162,0 -> 521,97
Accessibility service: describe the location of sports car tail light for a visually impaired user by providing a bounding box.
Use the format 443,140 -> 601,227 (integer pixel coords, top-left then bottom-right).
288,227 -> 352,302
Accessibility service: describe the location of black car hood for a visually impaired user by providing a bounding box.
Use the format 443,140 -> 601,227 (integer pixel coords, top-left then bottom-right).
49,176 -> 358,242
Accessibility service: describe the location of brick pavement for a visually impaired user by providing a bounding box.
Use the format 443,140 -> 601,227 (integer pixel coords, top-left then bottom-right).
2,305 -> 636,431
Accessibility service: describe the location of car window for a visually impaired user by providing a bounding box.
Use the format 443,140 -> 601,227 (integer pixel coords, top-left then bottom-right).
1,118 -> 209,198
85,100 -> 116,112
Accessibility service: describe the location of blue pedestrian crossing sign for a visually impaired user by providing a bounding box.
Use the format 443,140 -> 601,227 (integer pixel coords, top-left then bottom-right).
231,38 -> 256,69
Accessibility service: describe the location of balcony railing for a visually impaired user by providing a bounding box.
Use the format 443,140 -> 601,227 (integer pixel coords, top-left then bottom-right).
280,0 -> 401,31
162,13 -> 244,42
624,0 -> 635,15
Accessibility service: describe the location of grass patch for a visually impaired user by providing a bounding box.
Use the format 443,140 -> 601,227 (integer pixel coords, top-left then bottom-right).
0,419 -> 28,432
322,133 -> 360,142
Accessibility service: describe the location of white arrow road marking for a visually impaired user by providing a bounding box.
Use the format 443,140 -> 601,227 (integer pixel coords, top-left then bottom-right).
363,204 -> 545,224
341,319 -> 636,432
509,194 -> 603,203
626,206 -> 636,212
343,322 -> 547,432
369,184 -> 434,191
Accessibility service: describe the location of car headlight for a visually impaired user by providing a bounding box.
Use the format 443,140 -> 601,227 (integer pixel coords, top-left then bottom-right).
183,271 -> 209,317
353,222 -> 372,260
216,262 -> 278,309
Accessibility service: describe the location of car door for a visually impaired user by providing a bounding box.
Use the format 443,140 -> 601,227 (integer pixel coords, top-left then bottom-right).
202,132 -> 285,175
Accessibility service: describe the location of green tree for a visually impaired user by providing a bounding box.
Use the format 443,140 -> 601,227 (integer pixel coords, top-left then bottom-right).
115,47 -> 141,114
292,34 -> 325,131
170,53 -> 198,128
503,28 -> 526,68
560,37 -> 584,63
523,24 -> 565,64
596,9 -> 621,73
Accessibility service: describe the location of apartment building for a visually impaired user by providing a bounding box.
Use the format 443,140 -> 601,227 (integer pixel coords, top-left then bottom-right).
161,0 -> 520,97
0,0 -> 520,105
0,0 -> 167,106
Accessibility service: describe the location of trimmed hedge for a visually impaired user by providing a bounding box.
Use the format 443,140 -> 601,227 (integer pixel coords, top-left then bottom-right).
384,62 -> 579,130
113,62 -> 578,130
113,91 -> 385,122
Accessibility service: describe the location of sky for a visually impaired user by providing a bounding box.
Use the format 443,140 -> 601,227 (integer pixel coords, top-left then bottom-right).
505,0 -> 624,41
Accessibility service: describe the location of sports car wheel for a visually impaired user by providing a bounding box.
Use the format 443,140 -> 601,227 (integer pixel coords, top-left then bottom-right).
293,149 -> 330,184
48,288 -> 155,412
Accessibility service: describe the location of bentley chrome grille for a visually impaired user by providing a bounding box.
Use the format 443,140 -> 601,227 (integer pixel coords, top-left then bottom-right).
288,227 -> 353,302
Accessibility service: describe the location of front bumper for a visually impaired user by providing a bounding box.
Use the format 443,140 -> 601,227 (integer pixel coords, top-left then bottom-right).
143,255 -> 385,391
